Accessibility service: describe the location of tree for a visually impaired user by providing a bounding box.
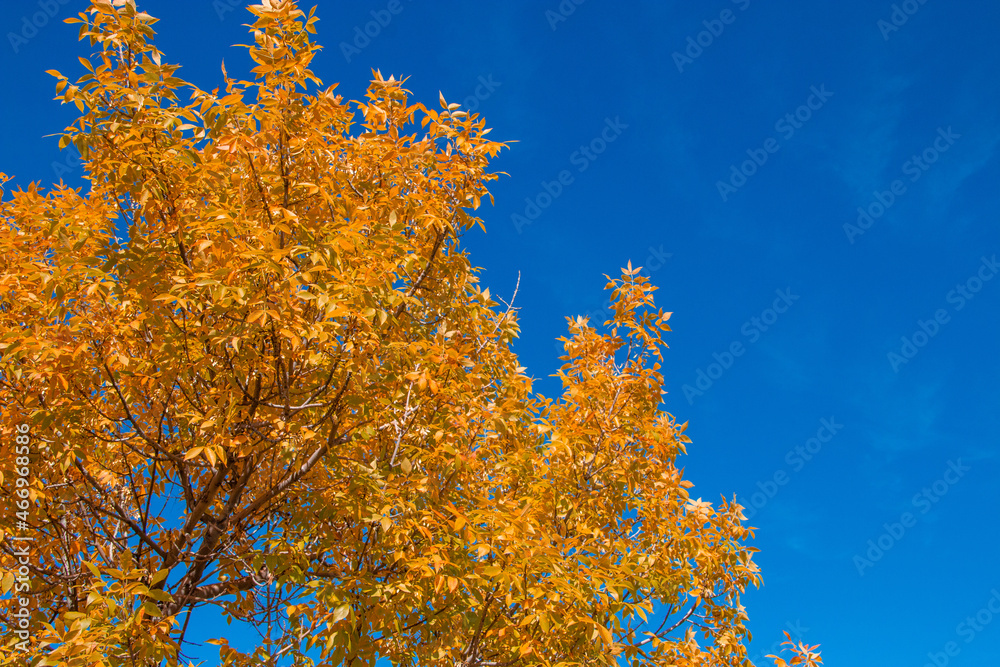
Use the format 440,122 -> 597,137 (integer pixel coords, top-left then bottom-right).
0,1 -> 822,666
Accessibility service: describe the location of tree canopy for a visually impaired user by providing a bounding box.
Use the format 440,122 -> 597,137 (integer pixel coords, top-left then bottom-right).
0,2 -> 821,666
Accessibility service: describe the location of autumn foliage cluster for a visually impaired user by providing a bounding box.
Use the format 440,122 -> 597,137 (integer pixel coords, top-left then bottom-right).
0,1 -> 821,666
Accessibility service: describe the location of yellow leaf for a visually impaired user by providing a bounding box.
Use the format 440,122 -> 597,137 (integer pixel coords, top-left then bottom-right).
1,572 -> 14,594
332,603 -> 351,623
183,447 -> 204,461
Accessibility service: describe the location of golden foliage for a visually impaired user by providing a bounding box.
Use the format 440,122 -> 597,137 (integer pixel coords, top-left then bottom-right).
0,2 -> 820,666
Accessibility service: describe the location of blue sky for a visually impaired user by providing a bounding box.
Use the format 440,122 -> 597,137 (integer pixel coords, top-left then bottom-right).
2,0 -> 999,665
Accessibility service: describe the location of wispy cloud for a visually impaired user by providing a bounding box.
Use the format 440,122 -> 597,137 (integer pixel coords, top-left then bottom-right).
826,73 -> 912,195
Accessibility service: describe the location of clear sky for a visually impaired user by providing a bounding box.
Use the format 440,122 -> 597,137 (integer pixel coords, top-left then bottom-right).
2,0 -> 999,665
